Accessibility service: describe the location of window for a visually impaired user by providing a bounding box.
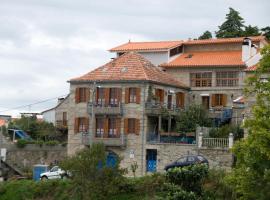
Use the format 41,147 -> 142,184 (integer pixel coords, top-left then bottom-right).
97,88 -> 105,105
128,119 -> 136,134
169,46 -> 183,57
187,156 -> 195,162
190,72 -> 212,87
110,88 -> 118,106
108,118 -> 117,138
176,92 -> 185,108
176,157 -> 186,163
62,112 -> 67,126
75,88 -> 89,103
211,94 -> 227,107
74,117 -> 89,133
216,71 -> 239,87
129,88 -> 137,103
155,89 -> 164,103
96,118 -> 104,137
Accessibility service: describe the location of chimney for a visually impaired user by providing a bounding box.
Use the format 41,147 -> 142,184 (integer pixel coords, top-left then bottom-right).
251,43 -> 258,57
242,37 -> 252,62
57,98 -> 64,104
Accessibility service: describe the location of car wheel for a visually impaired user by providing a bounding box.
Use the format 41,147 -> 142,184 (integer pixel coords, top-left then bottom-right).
41,176 -> 48,181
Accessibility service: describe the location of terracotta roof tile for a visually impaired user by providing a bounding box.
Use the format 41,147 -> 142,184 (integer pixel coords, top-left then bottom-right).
183,36 -> 265,45
109,41 -> 183,52
161,51 -> 245,68
70,52 -> 188,89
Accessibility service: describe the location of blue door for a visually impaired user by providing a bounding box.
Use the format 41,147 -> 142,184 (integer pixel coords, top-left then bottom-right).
146,149 -> 157,172
106,152 -> 117,168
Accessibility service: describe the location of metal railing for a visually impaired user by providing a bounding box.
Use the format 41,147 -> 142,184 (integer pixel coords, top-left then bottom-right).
145,102 -> 182,115
82,133 -> 126,147
147,133 -> 196,145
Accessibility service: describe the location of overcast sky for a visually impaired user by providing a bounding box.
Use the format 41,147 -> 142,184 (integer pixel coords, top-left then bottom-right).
0,0 -> 269,117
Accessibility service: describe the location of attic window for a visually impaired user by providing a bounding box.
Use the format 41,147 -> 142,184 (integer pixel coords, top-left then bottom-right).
185,54 -> 193,59
121,67 -> 128,72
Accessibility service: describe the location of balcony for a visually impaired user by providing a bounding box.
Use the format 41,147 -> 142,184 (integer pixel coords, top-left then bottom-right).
145,102 -> 181,116
56,120 -> 68,129
88,102 -> 123,116
82,133 -> 126,147
208,107 -> 233,126
147,132 -> 196,145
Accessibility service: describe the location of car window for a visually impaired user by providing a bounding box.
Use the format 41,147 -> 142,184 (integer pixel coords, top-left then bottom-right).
187,156 -> 195,162
197,156 -> 204,161
176,157 -> 186,163
50,166 -> 59,172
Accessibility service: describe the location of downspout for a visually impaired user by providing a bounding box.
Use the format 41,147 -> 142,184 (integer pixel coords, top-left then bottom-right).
141,83 -> 146,176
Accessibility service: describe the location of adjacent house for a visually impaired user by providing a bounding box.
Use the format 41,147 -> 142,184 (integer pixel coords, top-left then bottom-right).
66,36 -> 268,176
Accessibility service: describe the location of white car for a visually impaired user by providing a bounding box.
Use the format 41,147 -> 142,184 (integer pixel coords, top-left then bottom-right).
40,166 -> 68,180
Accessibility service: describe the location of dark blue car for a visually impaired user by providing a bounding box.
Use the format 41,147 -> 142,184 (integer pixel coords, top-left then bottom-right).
164,155 -> 208,171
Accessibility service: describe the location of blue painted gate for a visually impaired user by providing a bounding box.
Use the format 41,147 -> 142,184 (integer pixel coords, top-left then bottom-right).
146,149 -> 157,172
106,152 -> 117,168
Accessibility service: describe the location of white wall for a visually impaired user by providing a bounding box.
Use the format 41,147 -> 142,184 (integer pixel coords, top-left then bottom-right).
42,109 -> 56,125
139,51 -> 169,65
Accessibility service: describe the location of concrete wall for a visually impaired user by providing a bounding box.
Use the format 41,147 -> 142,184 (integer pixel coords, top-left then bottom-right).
5,144 -> 67,170
55,95 -> 70,123
42,109 -> 55,125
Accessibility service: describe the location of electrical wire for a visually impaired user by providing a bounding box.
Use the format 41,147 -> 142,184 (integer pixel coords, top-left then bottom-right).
0,94 -> 68,113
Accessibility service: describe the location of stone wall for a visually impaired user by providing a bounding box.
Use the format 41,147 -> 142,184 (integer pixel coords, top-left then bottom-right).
4,144 -> 67,170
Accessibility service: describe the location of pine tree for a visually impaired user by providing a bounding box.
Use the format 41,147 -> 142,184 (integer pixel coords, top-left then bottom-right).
243,25 -> 261,37
216,8 -> 245,38
198,31 -> 212,40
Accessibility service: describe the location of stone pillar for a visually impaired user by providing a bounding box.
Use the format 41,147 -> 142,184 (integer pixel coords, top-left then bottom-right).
229,133 -> 234,148
158,115 -> 162,131
198,132 -> 203,148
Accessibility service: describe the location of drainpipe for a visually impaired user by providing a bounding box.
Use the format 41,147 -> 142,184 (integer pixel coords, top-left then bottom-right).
141,83 -> 146,176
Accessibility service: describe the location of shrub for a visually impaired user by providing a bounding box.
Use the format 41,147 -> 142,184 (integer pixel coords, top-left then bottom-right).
16,139 -> 28,148
209,124 -> 244,140
166,164 -> 208,195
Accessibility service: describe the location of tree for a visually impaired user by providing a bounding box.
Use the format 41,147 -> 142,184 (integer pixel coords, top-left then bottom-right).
261,26 -> 270,40
60,143 -> 126,200
226,45 -> 270,199
243,25 -> 261,37
198,31 -> 212,40
216,8 -> 245,38
176,104 -> 211,133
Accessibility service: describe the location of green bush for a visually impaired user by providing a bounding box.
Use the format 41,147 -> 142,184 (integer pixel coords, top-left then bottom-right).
16,139 -> 28,148
209,124 -> 244,140
166,164 -> 208,195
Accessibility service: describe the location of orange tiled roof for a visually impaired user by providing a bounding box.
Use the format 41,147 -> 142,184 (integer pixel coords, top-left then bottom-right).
70,52 -> 188,89
109,41 -> 183,52
245,65 -> 257,71
183,36 -> 265,45
161,51 -> 245,68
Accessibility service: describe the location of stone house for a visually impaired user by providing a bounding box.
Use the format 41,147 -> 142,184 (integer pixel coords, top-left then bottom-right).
66,36 -> 268,175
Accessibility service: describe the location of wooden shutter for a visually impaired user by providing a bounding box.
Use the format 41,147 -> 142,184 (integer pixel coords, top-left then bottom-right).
176,93 -> 180,108
75,88 -> 80,103
104,118 -> 109,138
160,90 -> 164,103
105,88 -> 110,106
116,118 -> 121,137
211,94 -> 216,107
118,88 -> 122,104
124,118 -> 129,134
135,119 -> 140,135
95,87 -> 99,104
136,88 -> 141,104
74,118 -> 79,133
125,88 -> 130,104
222,94 -> 227,107
180,93 -> 185,108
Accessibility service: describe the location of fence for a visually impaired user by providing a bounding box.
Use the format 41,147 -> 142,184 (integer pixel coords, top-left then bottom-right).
198,132 -> 233,149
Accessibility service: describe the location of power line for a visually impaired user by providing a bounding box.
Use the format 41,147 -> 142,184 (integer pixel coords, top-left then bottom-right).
0,94 -> 68,113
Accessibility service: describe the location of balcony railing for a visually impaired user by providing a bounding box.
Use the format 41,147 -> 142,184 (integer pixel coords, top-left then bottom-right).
147,133 -> 196,145
88,102 -> 123,115
145,102 -> 182,116
202,137 -> 229,148
82,133 -> 126,147
56,120 -> 68,128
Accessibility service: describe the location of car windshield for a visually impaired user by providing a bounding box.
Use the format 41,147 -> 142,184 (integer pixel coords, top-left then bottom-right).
197,156 -> 205,161
176,157 -> 186,163
50,166 -> 59,172
187,156 -> 195,162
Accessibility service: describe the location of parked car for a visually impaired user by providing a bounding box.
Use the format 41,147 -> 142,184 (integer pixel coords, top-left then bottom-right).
164,155 -> 208,171
40,166 -> 69,180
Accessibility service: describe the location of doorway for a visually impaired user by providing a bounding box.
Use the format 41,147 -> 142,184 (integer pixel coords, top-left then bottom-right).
146,149 -> 157,172
167,95 -> 172,109
202,96 -> 210,109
